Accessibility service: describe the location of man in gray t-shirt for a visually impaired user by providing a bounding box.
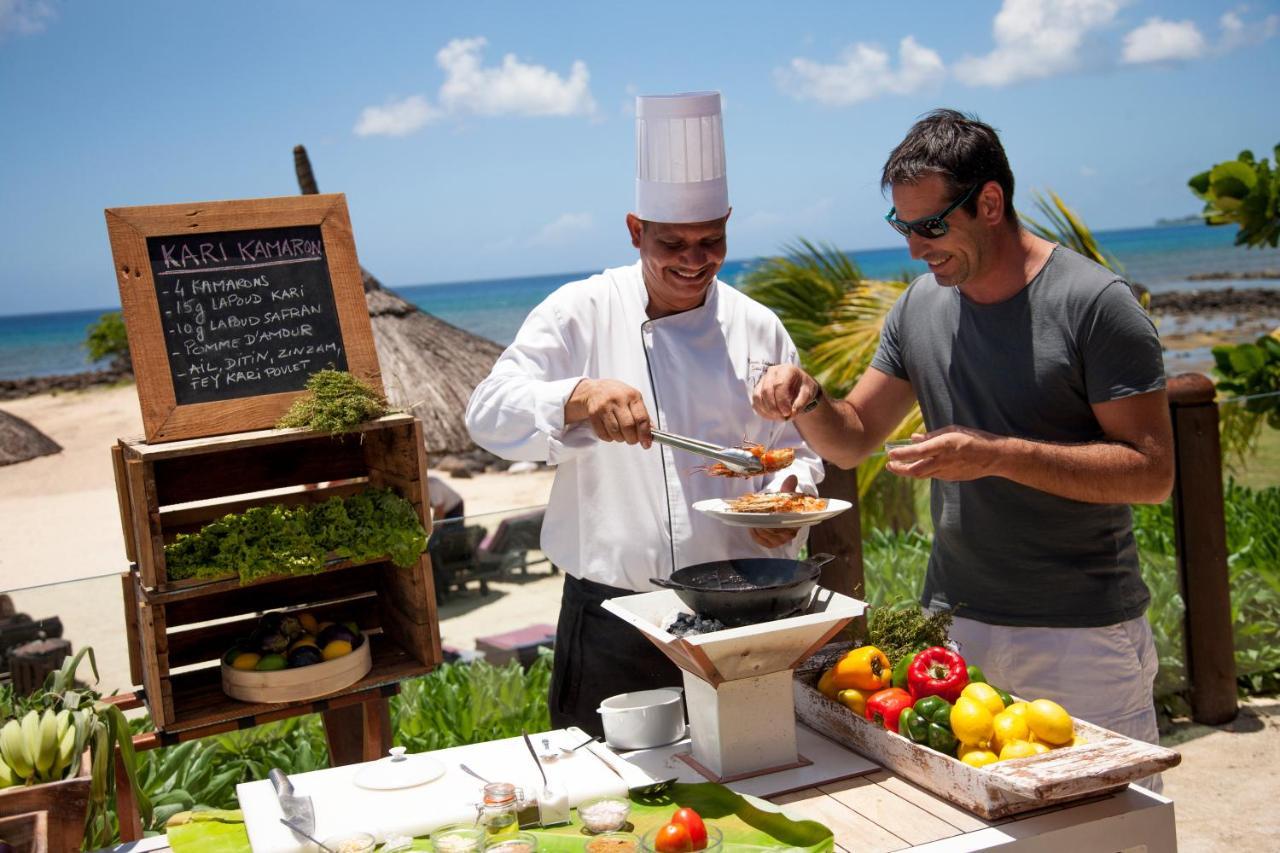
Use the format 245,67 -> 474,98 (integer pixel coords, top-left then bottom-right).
871,246 -> 1165,627
753,110 -> 1173,772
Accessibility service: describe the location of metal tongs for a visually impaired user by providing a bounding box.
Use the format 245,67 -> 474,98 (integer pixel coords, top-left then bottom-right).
650,429 -> 764,475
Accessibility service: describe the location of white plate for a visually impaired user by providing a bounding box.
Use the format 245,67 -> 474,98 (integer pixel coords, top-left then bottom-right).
692,497 -> 853,528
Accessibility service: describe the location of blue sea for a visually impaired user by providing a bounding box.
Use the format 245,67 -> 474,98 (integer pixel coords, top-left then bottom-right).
3,223 -> 1279,381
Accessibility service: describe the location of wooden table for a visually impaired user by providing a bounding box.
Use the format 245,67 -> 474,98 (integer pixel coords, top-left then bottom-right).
95,726 -> 1176,853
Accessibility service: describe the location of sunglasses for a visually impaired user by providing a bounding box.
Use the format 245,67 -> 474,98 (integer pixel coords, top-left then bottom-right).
885,184 -> 980,239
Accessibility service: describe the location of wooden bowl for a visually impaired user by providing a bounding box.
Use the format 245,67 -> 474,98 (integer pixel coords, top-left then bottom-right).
221,639 -> 372,704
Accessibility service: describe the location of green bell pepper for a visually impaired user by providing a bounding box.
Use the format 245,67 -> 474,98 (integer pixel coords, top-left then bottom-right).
912,695 -> 958,754
891,651 -> 916,690
898,707 -> 929,744
913,695 -> 952,726
993,686 -> 1014,708
966,664 -> 986,684
926,721 -> 959,755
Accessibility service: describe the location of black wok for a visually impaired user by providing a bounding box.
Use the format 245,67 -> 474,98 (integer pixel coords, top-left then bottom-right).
649,554 -> 834,627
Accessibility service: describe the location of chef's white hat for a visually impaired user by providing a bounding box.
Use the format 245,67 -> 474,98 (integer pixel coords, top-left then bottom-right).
635,91 -> 728,223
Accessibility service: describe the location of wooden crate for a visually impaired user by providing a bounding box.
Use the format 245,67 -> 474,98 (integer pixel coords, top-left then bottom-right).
113,413 -> 432,591
0,810 -> 48,853
114,413 -> 442,732
122,563 -> 437,732
793,643 -> 1181,819
0,754 -> 91,852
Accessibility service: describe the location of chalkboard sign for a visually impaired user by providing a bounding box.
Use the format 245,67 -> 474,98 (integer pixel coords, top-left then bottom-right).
106,195 -> 381,442
147,225 -> 349,405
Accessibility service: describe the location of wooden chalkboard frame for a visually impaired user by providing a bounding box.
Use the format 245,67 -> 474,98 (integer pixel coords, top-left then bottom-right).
105,194 -> 382,442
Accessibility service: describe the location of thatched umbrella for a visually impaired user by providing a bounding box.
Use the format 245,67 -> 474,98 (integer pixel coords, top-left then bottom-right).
0,410 -> 61,466
294,146 -> 504,455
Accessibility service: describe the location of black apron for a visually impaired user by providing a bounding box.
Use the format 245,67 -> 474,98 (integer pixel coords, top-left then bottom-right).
548,574 -> 682,737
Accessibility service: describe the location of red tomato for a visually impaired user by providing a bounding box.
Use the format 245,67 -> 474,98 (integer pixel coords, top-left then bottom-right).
654,822 -> 693,853
670,808 -> 708,851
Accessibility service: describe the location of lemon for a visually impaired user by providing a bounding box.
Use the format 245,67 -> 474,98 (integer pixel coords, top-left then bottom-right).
1003,701 -> 1030,720
1029,741 -> 1051,755
950,696 -> 995,747
991,710 -> 1031,752
960,682 -> 1005,716
322,639 -> 353,660
1027,699 -> 1074,745
231,652 -> 261,671
998,740 -> 1040,761
960,748 -> 999,768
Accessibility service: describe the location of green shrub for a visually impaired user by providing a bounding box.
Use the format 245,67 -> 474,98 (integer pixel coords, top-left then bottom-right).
84,311 -> 131,372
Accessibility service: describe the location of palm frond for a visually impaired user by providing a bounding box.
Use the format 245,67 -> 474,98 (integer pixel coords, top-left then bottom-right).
1021,190 -> 1124,274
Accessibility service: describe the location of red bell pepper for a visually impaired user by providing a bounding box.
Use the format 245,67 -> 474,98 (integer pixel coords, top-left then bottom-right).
906,646 -> 969,703
864,687 -> 913,733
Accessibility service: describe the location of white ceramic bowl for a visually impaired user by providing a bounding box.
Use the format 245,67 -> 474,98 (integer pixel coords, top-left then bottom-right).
596,688 -> 686,750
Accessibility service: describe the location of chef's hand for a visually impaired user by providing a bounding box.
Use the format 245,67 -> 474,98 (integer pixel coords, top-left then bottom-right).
752,364 -> 821,421
565,378 -> 654,448
886,426 -> 1003,482
749,475 -> 801,549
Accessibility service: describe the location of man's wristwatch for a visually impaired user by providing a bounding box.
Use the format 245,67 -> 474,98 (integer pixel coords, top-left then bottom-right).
800,385 -> 824,414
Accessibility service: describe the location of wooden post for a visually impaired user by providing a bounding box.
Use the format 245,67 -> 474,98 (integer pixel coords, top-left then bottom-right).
810,464 -> 864,598
1167,373 -> 1238,724
322,695 -> 393,766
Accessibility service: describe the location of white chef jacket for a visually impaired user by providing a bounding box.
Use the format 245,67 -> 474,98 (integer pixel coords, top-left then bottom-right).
465,262 -> 824,590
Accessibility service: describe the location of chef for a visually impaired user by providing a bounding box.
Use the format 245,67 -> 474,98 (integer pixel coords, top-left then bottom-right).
465,91 -> 823,734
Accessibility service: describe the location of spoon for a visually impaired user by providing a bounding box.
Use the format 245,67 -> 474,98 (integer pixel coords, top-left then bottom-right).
279,818 -> 335,852
521,731 -> 550,788
460,763 -> 491,784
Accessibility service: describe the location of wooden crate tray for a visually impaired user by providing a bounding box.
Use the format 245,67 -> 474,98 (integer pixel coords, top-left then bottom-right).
112,413 -> 430,590
122,549 -> 439,733
793,643 -> 1181,819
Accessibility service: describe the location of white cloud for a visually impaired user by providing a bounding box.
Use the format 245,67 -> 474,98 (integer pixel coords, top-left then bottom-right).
0,0 -> 54,39
353,95 -> 441,137
1080,165 -> 1098,177
953,0 -> 1125,87
1122,17 -> 1206,64
355,36 -> 596,137
436,37 -> 595,118
1219,6 -> 1280,50
775,36 -> 944,105
524,212 -> 594,248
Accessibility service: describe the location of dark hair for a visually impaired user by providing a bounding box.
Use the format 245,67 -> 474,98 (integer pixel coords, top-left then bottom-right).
881,108 -> 1016,223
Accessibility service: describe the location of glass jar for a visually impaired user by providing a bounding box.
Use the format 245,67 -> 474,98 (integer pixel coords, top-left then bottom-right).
479,782 -> 521,837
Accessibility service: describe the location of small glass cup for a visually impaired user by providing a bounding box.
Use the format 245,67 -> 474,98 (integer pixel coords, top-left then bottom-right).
640,825 -> 722,853
485,830 -> 539,853
431,824 -> 488,853
578,795 -> 631,833
884,439 -> 916,455
319,831 -> 376,853
585,831 -> 640,853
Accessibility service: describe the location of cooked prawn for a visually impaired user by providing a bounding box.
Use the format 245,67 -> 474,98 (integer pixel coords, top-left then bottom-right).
695,443 -> 796,478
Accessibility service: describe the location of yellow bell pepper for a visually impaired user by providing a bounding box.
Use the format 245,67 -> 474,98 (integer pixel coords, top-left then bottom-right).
817,667 -> 840,700
833,646 -> 892,692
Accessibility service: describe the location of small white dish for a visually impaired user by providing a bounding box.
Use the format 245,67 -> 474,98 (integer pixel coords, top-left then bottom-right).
692,497 -> 852,529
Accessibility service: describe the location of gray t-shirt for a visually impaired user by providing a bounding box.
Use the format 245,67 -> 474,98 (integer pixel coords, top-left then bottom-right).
870,246 -> 1165,627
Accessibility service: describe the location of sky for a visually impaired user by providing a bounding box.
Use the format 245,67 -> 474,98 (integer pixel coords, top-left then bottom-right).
1,0 -> 1278,316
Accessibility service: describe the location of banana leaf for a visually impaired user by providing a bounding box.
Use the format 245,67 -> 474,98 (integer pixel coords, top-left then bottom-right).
167,784 -> 835,853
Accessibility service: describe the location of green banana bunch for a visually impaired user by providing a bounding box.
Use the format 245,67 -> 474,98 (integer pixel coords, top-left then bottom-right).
0,707 -> 90,785
0,717 -> 33,780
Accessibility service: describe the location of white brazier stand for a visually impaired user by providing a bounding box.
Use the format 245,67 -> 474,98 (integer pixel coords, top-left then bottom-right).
603,587 -> 865,780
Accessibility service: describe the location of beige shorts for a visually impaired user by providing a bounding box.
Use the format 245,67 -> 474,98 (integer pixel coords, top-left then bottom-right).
949,613 -> 1162,793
